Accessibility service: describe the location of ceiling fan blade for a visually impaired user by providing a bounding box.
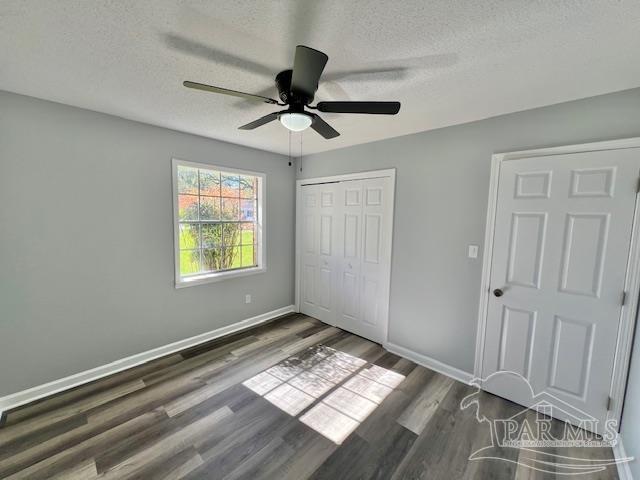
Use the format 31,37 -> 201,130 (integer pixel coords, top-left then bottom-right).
238,112 -> 279,130
291,45 -> 328,100
183,81 -> 279,104
310,114 -> 340,139
316,101 -> 400,115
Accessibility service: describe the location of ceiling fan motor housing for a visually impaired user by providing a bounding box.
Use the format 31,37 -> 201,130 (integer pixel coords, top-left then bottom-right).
275,70 -> 293,104
276,69 -> 313,107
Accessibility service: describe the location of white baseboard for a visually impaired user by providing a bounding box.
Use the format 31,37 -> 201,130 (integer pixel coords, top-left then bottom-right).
0,305 -> 295,418
384,341 -> 474,385
613,438 -> 635,480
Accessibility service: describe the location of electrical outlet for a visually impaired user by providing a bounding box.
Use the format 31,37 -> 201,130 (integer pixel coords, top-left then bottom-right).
245,294 -> 252,304
468,245 -> 479,259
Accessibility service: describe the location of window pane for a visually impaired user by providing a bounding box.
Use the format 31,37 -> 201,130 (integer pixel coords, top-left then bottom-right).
240,175 -> 255,199
223,223 -> 242,247
222,197 -> 240,221
221,173 -> 240,197
179,194 -> 199,221
201,223 -> 222,248
224,247 -> 242,269
241,223 -> 254,245
178,166 -> 199,194
240,199 -> 256,221
179,224 -> 200,249
199,170 -> 221,196
241,244 -> 255,267
200,196 -> 221,221
202,248 -> 223,272
180,250 -> 200,275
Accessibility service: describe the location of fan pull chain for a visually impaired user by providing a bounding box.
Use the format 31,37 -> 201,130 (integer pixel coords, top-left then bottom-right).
299,131 -> 303,172
288,130 -> 292,166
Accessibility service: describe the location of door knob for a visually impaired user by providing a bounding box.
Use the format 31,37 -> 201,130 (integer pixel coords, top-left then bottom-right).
493,288 -> 504,297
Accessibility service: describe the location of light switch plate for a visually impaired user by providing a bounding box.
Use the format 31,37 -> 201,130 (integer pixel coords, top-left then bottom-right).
468,245 -> 479,259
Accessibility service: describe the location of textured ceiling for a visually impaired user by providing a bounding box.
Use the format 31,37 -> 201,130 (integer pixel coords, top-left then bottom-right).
1,1 -> 640,156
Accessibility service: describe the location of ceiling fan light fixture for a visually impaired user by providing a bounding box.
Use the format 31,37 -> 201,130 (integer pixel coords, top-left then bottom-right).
279,112 -> 313,132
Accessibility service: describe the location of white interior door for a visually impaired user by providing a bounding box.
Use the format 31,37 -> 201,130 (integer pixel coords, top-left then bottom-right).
300,183 -> 338,324
482,148 -> 640,432
299,173 -> 394,345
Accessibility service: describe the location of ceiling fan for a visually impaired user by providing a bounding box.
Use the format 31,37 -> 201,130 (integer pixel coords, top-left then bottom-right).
183,45 -> 401,139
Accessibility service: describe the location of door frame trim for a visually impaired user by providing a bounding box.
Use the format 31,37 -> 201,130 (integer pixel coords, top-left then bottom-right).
474,137 -> 640,430
295,168 -> 396,343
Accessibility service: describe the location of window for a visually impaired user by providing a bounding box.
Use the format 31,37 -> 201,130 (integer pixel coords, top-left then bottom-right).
172,159 -> 264,286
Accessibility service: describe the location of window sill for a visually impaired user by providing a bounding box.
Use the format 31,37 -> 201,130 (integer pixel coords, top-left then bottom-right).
175,266 -> 266,288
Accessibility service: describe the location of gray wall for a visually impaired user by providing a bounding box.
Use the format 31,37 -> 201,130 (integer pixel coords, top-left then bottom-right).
0,91 -> 295,397
299,90 -> 640,469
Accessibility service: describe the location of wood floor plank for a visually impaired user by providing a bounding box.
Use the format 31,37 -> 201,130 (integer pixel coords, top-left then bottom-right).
86,372 -> 206,426
0,412 -> 88,463
223,436 -> 293,480
0,379 -> 146,446
308,428 -> 371,480
0,376 -> 207,477
311,419 -> 418,480
96,406 -> 232,479
116,446 -> 204,480
141,335 -> 257,386
93,413 -> 177,473
326,334 -> 378,359
280,327 -> 342,354
355,365 -> 432,445
458,391 -> 524,480
4,354 -> 182,427
49,458 -> 98,480
366,422 -> 418,480
3,408 -> 168,480
276,422 -> 338,480
198,401 -> 291,465
182,403 -> 293,479
390,382 -> 482,480
160,450 -> 204,480
397,372 -> 455,434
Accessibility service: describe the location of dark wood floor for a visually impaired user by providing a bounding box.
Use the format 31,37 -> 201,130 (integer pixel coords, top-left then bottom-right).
0,314 -> 618,479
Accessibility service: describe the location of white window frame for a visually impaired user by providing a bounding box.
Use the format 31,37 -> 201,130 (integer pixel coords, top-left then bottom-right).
172,158 -> 266,288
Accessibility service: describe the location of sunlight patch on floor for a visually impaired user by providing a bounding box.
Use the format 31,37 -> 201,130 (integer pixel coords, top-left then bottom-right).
242,344 -> 405,444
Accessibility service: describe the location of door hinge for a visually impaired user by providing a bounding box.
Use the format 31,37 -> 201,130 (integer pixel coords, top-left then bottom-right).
607,396 -> 614,411
622,291 -> 627,306
637,177 -> 640,193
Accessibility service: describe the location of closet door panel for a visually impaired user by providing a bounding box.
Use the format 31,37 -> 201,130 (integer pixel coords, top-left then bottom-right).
300,189 -> 318,313
336,181 -> 363,330
358,177 -> 392,342
300,184 -> 337,324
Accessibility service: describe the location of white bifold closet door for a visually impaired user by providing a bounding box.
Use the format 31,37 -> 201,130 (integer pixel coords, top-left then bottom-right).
300,176 -> 393,344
